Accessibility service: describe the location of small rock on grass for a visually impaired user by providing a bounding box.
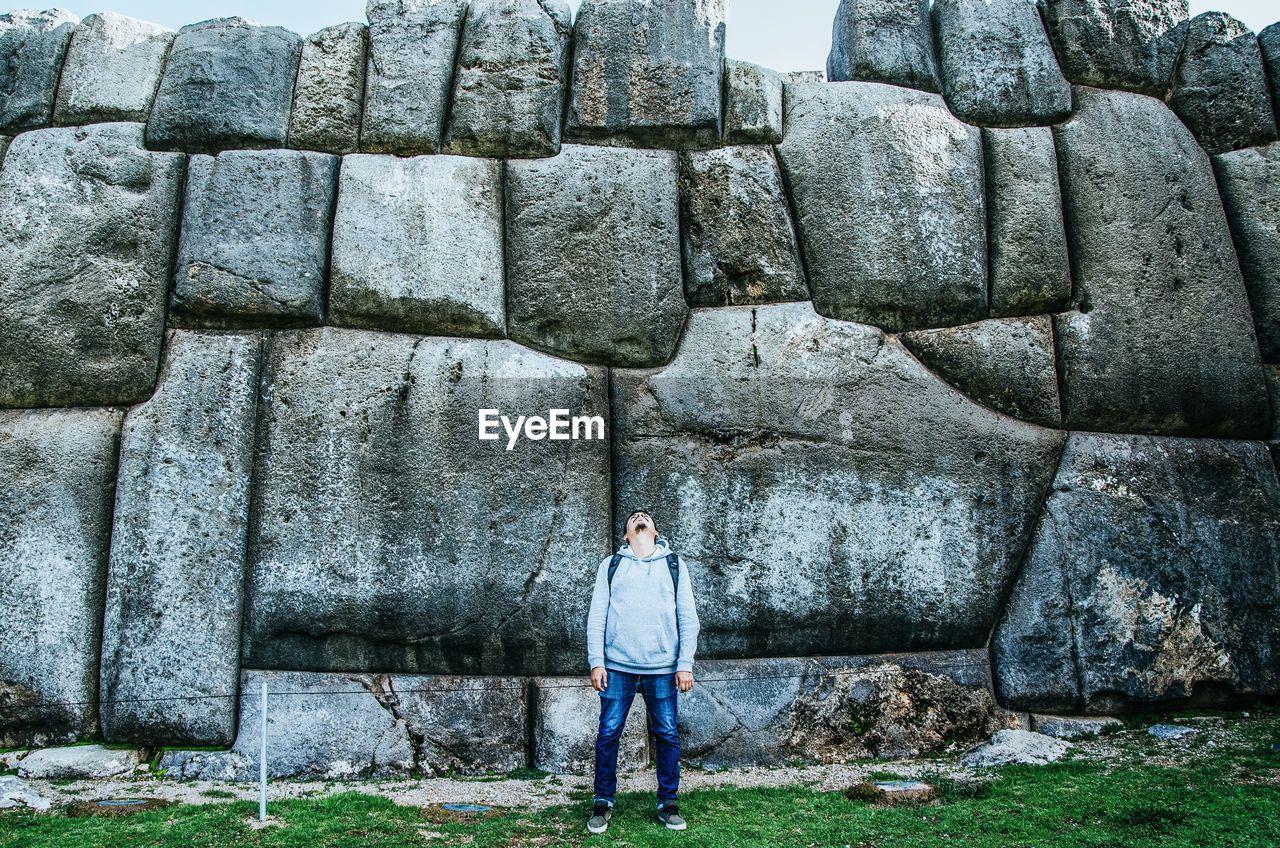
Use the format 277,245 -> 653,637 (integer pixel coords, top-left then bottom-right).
0,775 -> 51,811
958,729 -> 1071,766
1148,724 -> 1198,739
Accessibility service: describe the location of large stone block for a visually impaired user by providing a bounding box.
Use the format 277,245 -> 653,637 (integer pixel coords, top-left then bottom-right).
361,0 -> 467,155
612,304 -> 1066,659
1052,86 -> 1270,437
1213,141 -> 1280,363
1266,365 -> 1280,470
242,328 -> 611,676
505,145 -> 685,367
53,12 -> 174,126
566,0 -> 727,149
1262,24 -> 1280,118
329,153 -> 505,337
172,149 -> 339,329
0,409 -> 122,748
826,0 -> 940,91
99,332 -> 263,747
723,59 -> 782,144
1038,0 -> 1189,96
442,0 -> 572,158
288,23 -> 367,154
0,9 -> 77,133
531,677 -> 649,774
0,123 -> 185,408
992,434 -> 1280,713
776,82 -> 986,333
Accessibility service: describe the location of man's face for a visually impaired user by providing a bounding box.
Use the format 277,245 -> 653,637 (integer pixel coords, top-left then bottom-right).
624,511 -> 656,542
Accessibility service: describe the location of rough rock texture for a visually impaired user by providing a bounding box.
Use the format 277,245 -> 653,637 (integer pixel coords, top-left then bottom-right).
0,409 -> 121,748
1267,365 -> 1280,470
16,744 -> 145,780
1148,723 -> 1196,739
678,146 -> 808,307
99,332 -> 263,748
0,123 -> 185,408
442,0 -> 572,158
0,776 -> 51,811
901,316 -> 1063,429
172,149 -> 339,329
1262,24 -> 1280,118
156,749 -> 251,781
53,13 -> 173,126
146,18 -> 302,153
992,433 -> 1280,713
1031,714 -> 1123,738
361,0 -> 467,155
825,0 -> 940,91
288,23 -> 367,154
531,678 -> 649,774
983,127 -> 1073,317
958,729 -> 1070,767
241,329 -> 611,676
777,82 -> 986,333
723,59 -> 782,144
613,303 -> 1066,658
566,0 -> 727,148
932,0 -> 1072,126
0,9 -> 78,133
1212,142 -> 1280,363
1038,0 -> 1189,95
329,154 -> 505,338
506,145 -> 686,366
1053,86 -> 1270,437
782,71 -> 826,84
1168,13 -> 1277,156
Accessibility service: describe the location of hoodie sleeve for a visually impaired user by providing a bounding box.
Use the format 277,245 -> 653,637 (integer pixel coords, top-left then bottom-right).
675,555 -> 700,673
586,555 -> 612,671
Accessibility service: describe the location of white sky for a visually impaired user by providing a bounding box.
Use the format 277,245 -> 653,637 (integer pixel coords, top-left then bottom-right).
53,1 -> 1280,73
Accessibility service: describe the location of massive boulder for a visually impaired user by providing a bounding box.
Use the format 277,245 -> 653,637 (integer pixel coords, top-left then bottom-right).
0,9 -> 78,133
288,23 -> 368,154
1262,24 -> 1280,118
531,677 -> 649,774
53,12 -> 174,126
1267,365 -> 1280,470
723,59 -> 783,144
1038,0 -> 1189,96
826,0 -> 940,92
1212,141 -> 1280,363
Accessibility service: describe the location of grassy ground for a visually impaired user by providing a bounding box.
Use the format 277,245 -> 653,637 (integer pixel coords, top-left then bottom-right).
3,706 -> 1278,848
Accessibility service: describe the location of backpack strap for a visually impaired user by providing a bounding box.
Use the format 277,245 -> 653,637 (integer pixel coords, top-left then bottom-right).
607,553 -> 623,585
607,552 -> 680,590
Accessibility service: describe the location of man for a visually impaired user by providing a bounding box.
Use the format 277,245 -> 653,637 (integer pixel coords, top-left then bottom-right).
585,509 -> 699,833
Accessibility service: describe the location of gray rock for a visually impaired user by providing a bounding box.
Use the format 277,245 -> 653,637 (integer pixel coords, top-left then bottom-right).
0,409 -> 121,748
531,677 -> 649,775
1038,0 -> 1189,96
826,0 -> 940,91
723,59 -> 782,144
442,0 -> 572,159
505,144 -> 686,366
983,126 -> 1073,317
0,124 -> 185,408
678,146 -> 808,307
17,744 -> 146,779
361,0 -> 467,155
0,9 -> 78,133
172,149 -> 339,329
0,750 -> 27,771
776,82 -> 986,333
1267,365 -> 1280,470
992,433 -> 1280,713
288,23 -> 367,154
146,18 -> 302,153
0,135 -> 8,162
566,0 -> 727,149
329,153 -> 505,337
901,316 -> 1063,429
1262,24 -> 1280,118
1148,723 -> 1197,739
241,328 -> 611,676
53,12 -> 174,126
1053,87 -> 1270,437
781,71 -> 826,84
1212,142 -> 1280,363
99,332 -> 264,748
869,780 -> 937,803
1030,714 -> 1123,739
156,749 -> 251,782
0,775 -> 50,811
612,303 -> 1066,659
932,0 -> 1072,127
958,729 -> 1070,767
1169,13 -> 1278,156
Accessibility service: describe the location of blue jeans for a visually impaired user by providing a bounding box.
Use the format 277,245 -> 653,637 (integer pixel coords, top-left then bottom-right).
592,669 -> 680,807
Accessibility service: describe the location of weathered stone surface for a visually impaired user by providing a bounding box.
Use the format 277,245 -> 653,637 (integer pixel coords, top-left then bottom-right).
901,317 -> 1062,429
172,149 -> 339,329
0,123 -> 184,408
17,744 -> 145,779
958,729 -> 1070,767
99,332 -> 263,748
826,0 -> 940,91
1053,87 -> 1270,437
613,304 -> 1066,659
288,23 -> 367,154
983,127 -> 1072,317
146,18 -> 302,153
992,434 -> 1280,713
1267,365 -> 1280,470
442,0 -> 572,158
678,146 -> 808,307
506,144 -> 685,366
0,775 -> 51,811
566,0 -> 727,149
242,328 -> 611,676
53,12 -> 174,126
1038,0 -> 1189,95
782,71 -> 826,84
156,749 -> 250,782
932,0 -> 1071,127
776,82 -> 986,333
1148,723 -> 1196,739
0,409 -> 121,748
531,678 -> 649,774
329,154 -> 505,337
723,59 -> 782,144
1262,24 -> 1280,118
1213,142 -> 1280,363
1031,714 -> 1123,739
0,9 -> 77,133
361,0 -> 467,155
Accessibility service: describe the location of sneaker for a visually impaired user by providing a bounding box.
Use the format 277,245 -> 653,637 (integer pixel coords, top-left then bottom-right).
587,800 -> 612,834
657,802 -> 686,830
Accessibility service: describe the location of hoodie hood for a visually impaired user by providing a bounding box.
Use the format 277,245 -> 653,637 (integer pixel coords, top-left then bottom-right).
616,535 -> 672,562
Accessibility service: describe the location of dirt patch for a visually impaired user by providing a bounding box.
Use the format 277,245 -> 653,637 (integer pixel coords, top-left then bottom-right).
64,798 -> 174,817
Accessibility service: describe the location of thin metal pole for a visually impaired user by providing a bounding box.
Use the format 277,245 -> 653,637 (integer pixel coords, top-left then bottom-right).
259,679 -> 267,822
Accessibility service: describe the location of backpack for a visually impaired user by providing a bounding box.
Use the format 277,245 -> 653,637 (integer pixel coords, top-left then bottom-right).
608,551 -> 679,590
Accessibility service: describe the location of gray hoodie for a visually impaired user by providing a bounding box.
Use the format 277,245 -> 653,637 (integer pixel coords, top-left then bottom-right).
586,536 -> 700,675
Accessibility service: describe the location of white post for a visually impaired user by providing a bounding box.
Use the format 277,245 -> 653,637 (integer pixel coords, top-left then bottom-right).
259,678 -> 268,822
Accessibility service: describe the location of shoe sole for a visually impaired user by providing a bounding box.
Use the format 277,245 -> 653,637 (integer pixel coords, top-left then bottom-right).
587,820 -> 609,834
658,816 -> 686,830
